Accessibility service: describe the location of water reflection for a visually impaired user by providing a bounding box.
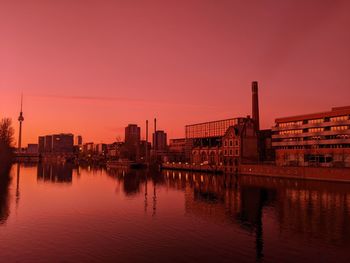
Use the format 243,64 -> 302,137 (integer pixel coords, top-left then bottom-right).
37,163 -> 73,184
0,165 -> 11,224
2,164 -> 350,262
105,168 -> 350,256
168,171 -> 350,259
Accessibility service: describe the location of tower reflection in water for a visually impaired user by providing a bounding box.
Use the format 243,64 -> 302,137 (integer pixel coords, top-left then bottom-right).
37,163 -> 73,184
106,168 -> 350,261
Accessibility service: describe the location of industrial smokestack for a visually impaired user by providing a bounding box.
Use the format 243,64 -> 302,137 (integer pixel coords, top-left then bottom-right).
146,120 -> 149,162
252,81 -> 260,131
154,118 -> 157,133
154,118 -> 157,152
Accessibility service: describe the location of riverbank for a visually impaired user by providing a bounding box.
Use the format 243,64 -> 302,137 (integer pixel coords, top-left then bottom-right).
162,163 -> 350,183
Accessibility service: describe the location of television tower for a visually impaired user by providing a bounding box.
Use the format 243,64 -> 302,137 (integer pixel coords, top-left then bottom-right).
18,94 -> 24,152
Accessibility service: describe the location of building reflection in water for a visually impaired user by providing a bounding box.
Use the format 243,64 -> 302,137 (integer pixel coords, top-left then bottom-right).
163,170 -> 350,261
106,168 -> 165,216
104,167 -> 350,261
37,163 -> 73,184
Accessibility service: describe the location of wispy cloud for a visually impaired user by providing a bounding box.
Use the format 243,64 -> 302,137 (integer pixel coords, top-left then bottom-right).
28,93 -> 220,110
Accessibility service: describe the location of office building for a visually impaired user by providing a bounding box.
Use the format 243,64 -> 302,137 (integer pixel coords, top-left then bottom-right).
38,134 -> 74,154
153,130 -> 167,151
272,106 -> 350,167
124,124 -> 141,161
125,124 -> 141,145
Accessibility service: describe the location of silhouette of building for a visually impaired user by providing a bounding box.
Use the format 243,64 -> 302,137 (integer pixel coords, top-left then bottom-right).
139,140 -> 151,161
76,135 -> 83,146
152,130 -> 168,162
272,106 -> 350,167
168,138 -> 186,162
153,130 -> 167,151
124,124 -> 141,161
38,136 -> 45,153
82,142 -> 94,154
258,129 -> 275,162
38,134 -> 74,154
106,142 -> 124,160
125,124 -> 141,144
27,144 -> 38,154
44,135 -> 53,153
95,143 -> 107,155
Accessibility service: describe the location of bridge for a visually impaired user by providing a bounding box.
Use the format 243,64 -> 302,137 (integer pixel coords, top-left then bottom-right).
14,153 -> 40,162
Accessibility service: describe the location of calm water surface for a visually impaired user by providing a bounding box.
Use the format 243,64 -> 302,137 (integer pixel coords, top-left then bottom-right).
1,163 -> 350,262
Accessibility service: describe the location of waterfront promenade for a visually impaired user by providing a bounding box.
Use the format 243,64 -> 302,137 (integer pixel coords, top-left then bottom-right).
162,163 -> 350,183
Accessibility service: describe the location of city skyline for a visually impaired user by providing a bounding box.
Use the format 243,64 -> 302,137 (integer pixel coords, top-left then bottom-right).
1,0 -> 350,146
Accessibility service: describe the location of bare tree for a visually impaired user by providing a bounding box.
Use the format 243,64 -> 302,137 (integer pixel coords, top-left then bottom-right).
0,118 -> 15,148
0,118 -> 15,172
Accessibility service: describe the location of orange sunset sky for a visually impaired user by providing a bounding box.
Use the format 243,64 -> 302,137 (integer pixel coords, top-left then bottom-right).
1,0 -> 350,146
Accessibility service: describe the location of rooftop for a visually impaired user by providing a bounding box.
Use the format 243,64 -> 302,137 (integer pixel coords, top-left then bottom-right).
275,106 -> 350,123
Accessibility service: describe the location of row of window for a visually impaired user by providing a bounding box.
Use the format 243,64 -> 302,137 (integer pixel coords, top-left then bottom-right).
276,144 -> 350,150
278,126 -> 349,135
224,139 -> 239,147
309,118 -> 323,124
278,115 -> 349,128
278,134 -> 350,142
224,149 -> 239,156
330,116 -> 348,122
279,129 -> 303,135
309,128 -> 324,132
278,121 -> 303,128
331,125 -> 348,131
185,119 -> 238,138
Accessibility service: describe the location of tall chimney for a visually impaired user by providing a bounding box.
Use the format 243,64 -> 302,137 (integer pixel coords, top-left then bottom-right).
146,120 -> 149,162
252,81 -> 260,131
154,118 -> 157,152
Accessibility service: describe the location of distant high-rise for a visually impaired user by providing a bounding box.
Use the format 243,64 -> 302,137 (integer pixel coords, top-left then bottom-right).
153,130 -> 167,152
125,124 -> 141,145
38,134 -> 74,154
252,81 -> 260,131
76,135 -> 83,146
124,124 -> 141,161
17,94 -> 24,152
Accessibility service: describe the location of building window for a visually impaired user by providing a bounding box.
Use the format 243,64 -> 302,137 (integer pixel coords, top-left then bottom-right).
308,119 -> 323,124
331,126 -> 348,131
229,150 -> 233,156
309,128 -> 324,133
229,140 -> 233,146
235,140 -> 238,146
235,150 -> 239,155
224,140 -> 227,146
330,116 -> 348,122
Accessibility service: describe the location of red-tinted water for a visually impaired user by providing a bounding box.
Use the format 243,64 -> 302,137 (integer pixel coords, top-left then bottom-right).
1,163 -> 350,262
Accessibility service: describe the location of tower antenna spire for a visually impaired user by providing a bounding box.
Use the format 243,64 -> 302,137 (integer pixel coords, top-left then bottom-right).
20,93 -> 23,112
18,93 -> 24,152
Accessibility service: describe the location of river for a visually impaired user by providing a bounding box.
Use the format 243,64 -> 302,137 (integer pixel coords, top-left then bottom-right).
0,163 -> 350,262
